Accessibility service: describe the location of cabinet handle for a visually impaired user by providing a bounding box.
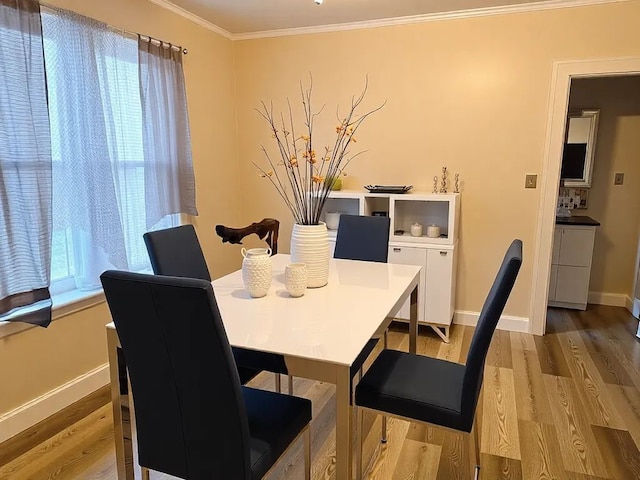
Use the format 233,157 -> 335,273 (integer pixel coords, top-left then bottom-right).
440,251 -> 448,256
393,248 -> 401,252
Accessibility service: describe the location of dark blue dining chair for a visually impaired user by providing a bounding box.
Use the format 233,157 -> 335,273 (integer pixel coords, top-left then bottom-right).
333,214 -> 392,438
101,271 -> 312,480
143,225 -> 290,392
354,239 -> 522,480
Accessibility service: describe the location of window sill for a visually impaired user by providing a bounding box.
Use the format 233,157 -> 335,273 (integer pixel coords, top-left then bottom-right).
0,288 -> 105,339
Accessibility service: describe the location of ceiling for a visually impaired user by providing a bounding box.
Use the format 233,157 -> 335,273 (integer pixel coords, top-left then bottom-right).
165,0 -> 562,35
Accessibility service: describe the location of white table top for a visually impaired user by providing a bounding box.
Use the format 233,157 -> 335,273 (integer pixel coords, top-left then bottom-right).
211,254 -> 421,366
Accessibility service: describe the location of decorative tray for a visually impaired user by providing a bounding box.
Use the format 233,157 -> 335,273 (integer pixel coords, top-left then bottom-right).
364,185 -> 413,194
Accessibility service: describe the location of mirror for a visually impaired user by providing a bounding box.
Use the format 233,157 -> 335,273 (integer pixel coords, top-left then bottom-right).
561,109 -> 599,187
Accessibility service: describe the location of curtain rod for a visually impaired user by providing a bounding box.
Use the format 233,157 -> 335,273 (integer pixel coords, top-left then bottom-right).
38,2 -> 188,55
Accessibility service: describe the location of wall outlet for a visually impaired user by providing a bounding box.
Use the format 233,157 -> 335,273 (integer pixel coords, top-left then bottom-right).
525,174 -> 537,189
614,172 -> 624,185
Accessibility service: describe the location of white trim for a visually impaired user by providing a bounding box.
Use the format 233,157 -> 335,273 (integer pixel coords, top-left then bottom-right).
530,56 -> 640,336
626,295 -> 635,313
453,310 -> 529,333
588,291 -> 628,307
0,364 -> 109,444
233,0 -> 630,40
147,0 -> 631,41
147,0 -> 233,39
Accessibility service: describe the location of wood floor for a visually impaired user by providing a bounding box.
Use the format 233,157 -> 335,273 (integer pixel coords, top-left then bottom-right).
2,305 -> 640,479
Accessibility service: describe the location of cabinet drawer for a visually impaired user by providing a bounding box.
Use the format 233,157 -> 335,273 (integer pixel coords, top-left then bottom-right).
555,265 -> 590,304
557,228 -> 595,267
425,249 -> 454,325
388,246 -> 427,321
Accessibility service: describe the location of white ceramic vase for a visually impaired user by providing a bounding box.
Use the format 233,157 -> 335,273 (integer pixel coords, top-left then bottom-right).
290,223 -> 329,288
241,247 -> 272,298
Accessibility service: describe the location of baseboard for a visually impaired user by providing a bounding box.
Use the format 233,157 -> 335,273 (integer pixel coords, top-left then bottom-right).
588,291 -> 628,307
453,310 -> 530,333
626,295 -> 634,313
0,364 -> 109,444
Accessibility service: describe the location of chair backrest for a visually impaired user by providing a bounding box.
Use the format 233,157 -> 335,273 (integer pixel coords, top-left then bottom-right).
460,239 -> 522,429
100,271 -> 251,479
333,214 -> 391,263
143,224 -> 211,281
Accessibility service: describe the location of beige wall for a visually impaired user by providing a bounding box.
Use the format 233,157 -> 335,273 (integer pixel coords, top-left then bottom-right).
234,0 -> 640,319
568,76 -> 640,297
0,0 -> 238,415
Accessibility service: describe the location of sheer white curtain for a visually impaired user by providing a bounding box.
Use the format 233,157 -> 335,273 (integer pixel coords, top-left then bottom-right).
0,0 -> 52,326
42,8 -> 180,290
139,39 -> 197,227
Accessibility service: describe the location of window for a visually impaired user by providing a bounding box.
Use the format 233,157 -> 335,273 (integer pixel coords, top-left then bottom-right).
41,9 -> 179,294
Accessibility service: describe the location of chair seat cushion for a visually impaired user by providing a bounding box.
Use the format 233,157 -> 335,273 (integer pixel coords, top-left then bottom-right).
355,349 -> 469,432
233,347 -> 288,375
243,387 -> 312,479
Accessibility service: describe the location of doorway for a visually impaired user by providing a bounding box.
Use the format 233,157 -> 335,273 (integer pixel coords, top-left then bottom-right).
530,57 -> 640,336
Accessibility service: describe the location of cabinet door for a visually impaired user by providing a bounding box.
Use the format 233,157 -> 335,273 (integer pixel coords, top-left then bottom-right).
548,264 -> 558,301
426,249 -> 454,326
555,265 -> 590,304
558,228 -> 595,267
388,246 -> 426,321
552,228 -> 562,265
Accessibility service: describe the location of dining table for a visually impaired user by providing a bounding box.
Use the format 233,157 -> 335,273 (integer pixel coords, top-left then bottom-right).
106,254 -> 421,480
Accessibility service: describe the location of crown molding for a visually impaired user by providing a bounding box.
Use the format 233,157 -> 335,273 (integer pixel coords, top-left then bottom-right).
149,0 -> 631,42
147,0 -> 233,39
234,0 -> 630,40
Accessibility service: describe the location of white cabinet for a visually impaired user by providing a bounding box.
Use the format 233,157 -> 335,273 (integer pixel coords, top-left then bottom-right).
325,190 -> 460,341
388,246 -> 427,321
548,225 -> 596,310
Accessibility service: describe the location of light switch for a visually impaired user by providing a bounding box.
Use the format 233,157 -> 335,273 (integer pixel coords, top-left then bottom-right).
525,174 -> 537,189
614,172 -> 624,185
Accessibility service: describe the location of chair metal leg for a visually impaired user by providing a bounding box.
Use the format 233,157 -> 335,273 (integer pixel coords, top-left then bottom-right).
356,407 -> 364,480
381,416 -> 387,443
304,426 -> 311,480
469,419 -> 480,480
275,373 -> 281,393
288,375 -> 294,395
141,467 -> 150,480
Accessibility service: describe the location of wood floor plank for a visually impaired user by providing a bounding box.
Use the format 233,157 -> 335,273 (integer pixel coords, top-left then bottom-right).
518,420 -> 566,480
534,333 -> 572,377
435,432 -> 467,480
487,330 -> 513,369
481,366 -> 521,460
542,375 -> 609,477
511,332 -> 554,424
479,453 -> 523,479
591,426 -> 640,480
607,385 -> 640,448
556,327 -> 625,429
391,438 -> 441,480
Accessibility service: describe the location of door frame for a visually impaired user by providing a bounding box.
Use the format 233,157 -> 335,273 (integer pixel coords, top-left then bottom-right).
530,57 -> 640,336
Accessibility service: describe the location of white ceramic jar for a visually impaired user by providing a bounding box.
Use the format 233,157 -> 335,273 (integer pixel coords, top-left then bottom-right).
285,263 -> 308,297
410,222 -> 423,237
290,223 -> 329,288
241,247 -> 272,298
325,212 -> 341,231
427,224 -> 441,238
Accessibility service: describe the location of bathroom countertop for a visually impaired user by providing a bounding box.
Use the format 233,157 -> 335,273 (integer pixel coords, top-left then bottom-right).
555,215 -> 601,227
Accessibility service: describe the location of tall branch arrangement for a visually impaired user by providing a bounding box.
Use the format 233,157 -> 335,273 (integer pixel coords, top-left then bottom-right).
254,76 -> 384,225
